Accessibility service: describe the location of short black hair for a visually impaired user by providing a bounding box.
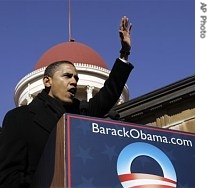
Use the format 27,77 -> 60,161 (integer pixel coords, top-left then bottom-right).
44,60 -> 75,77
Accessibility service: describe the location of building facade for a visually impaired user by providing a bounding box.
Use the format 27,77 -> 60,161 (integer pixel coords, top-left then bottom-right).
113,75 -> 195,133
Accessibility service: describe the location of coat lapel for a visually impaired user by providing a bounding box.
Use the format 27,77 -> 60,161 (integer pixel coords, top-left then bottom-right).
28,90 -> 66,133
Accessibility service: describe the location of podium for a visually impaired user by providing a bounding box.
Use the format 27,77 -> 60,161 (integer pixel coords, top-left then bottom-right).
31,113 -> 195,188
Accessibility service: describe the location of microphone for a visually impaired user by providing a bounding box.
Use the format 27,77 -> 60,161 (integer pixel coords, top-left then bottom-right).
79,100 -> 89,115
108,109 -> 120,120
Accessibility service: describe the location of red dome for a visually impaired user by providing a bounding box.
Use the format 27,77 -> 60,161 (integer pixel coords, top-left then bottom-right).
34,40 -> 108,70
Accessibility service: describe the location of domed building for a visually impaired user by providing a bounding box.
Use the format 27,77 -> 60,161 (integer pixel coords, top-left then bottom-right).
13,39 -> 194,134
14,39 -> 129,107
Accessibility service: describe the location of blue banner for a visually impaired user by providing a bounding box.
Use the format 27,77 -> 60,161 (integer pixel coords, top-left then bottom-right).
65,114 -> 195,188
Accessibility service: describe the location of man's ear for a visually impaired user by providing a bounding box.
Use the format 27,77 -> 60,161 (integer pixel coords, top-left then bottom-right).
43,76 -> 52,87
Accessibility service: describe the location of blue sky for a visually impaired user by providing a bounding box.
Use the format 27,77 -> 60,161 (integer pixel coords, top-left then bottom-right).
0,0 -> 195,125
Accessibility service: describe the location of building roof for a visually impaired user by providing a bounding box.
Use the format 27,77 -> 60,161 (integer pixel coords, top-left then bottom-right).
34,40 -> 108,70
113,75 -> 195,122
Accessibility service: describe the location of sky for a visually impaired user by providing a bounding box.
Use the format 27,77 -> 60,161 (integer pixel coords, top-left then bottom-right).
0,0 -> 195,125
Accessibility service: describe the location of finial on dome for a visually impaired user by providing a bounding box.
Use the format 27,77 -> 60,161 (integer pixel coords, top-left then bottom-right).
70,38 -> 75,42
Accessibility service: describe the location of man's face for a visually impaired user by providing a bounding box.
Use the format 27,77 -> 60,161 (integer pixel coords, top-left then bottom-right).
44,63 -> 79,104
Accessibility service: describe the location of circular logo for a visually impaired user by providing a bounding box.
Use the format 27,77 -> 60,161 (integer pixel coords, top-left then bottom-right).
117,142 -> 177,187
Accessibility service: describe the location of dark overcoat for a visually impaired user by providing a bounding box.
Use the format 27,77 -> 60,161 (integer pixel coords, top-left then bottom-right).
0,59 -> 133,188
